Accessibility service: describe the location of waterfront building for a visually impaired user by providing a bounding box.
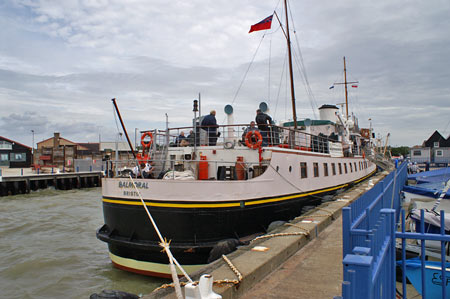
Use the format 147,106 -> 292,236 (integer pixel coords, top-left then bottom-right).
409,130 -> 450,165
0,136 -> 32,168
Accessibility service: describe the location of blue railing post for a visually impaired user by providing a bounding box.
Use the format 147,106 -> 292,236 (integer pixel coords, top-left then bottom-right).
21,168 -> 23,176
76,166 -> 79,173
343,254 -> 373,299
381,208 -> 396,299
0,168 -> 2,176
51,167 -> 53,174
90,165 -> 92,172
342,207 -> 352,257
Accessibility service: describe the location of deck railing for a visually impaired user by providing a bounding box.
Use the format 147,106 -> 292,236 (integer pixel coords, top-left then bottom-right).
143,124 -> 359,156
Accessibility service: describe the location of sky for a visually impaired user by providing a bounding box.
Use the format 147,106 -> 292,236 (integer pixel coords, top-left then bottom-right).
0,0 -> 449,148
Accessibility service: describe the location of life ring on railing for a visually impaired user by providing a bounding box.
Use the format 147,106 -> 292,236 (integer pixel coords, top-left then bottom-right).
141,132 -> 153,149
245,131 -> 263,149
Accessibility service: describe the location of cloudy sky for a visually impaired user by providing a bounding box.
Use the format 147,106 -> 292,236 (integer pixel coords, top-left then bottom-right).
0,0 -> 449,147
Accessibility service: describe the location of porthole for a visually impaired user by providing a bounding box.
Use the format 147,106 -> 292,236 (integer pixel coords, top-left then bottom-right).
276,166 -> 279,172
289,166 -> 292,172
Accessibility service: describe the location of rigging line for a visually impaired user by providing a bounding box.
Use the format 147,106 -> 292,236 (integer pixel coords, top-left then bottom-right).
291,47 -> 317,119
230,34 -> 266,106
288,5 -> 318,118
274,47 -> 289,119
268,38 -> 272,105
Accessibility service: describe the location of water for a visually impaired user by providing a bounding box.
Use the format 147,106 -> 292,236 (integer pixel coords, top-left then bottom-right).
0,188 -> 167,299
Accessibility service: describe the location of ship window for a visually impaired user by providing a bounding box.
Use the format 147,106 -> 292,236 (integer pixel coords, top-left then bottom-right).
313,163 -> 319,177
0,153 -> 8,161
413,150 -> 421,156
434,142 -> 439,148
331,163 -> 336,175
338,163 -> 342,174
344,163 -> 348,174
289,166 -> 292,172
323,163 -> 329,177
354,162 -> 357,171
276,166 -> 279,172
300,162 -> 307,178
350,163 -> 353,172
436,150 -> 443,157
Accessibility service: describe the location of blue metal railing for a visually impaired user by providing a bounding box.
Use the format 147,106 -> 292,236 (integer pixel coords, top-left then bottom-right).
337,162 -> 407,299
337,162 -> 450,298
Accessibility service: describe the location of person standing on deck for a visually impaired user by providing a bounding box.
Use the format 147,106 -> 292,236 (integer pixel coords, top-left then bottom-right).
201,110 -> 219,146
255,109 -> 272,146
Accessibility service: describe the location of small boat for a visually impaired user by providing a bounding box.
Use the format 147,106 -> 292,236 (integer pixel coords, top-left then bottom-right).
398,258 -> 450,298
404,167 -> 450,206
96,1 -> 377,278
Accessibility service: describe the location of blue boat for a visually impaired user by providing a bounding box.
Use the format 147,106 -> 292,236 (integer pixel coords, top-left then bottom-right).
399,258 -> 450,298
404,167 -> 450,200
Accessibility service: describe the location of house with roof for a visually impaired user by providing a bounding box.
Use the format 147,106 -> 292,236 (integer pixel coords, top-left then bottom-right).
0,136 -> 32,168
35,132 -> 89,170
409,130 -> 450,165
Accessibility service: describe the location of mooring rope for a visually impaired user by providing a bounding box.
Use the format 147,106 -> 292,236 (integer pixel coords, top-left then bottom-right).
128,175 -> 192,299
222,254 -> 243,282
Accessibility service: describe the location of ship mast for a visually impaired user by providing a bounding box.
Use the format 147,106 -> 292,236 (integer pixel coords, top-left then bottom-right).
284,0 -> 297,129
334,56 -> 358,120
344,57 -> 349,120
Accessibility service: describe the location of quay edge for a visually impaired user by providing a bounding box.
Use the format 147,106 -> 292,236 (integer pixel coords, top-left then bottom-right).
145,169 -> 391,299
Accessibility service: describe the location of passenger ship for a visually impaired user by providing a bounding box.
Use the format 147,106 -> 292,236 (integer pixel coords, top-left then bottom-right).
96,1 -> 377,278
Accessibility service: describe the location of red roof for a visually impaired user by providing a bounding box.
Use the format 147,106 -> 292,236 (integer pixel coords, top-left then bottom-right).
0,136 -> 32,150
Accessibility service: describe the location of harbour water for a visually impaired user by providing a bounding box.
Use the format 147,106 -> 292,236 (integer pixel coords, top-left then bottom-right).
0,187 -> 166,299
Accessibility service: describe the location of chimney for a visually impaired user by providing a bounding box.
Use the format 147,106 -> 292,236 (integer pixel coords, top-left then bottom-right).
54,132 -> 60,149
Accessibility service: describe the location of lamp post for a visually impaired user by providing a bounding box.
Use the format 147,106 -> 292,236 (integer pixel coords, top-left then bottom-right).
31,130 -> 35,155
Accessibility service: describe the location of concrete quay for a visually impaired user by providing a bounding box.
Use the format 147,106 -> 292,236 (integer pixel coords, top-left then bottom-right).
146,170 -> 389,299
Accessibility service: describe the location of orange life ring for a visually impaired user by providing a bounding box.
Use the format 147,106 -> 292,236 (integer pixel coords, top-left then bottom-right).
245,130 -> 263,149
141,132 -> 153,149
136,153 -> 150,163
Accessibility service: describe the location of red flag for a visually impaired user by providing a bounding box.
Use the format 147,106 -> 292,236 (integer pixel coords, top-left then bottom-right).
249,15 -> 273,33
352,85 -> 358,88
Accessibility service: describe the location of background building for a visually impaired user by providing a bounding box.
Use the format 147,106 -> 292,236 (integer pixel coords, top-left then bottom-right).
409,130 -> 450,165
0,136 -> 32,168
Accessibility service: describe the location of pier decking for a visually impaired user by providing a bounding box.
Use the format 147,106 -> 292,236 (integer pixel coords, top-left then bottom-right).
0,171 -> 102,196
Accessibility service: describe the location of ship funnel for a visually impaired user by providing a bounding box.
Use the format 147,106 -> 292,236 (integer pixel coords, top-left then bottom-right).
318,104 -> 339,123
224,104 -> 235,141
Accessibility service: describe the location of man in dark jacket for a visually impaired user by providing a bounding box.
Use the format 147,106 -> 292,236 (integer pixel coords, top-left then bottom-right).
255,109 -> 272,145
201,110 -> 219,146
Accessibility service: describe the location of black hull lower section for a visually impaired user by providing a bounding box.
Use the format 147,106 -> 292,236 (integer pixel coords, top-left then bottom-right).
97,191 -> 338,275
